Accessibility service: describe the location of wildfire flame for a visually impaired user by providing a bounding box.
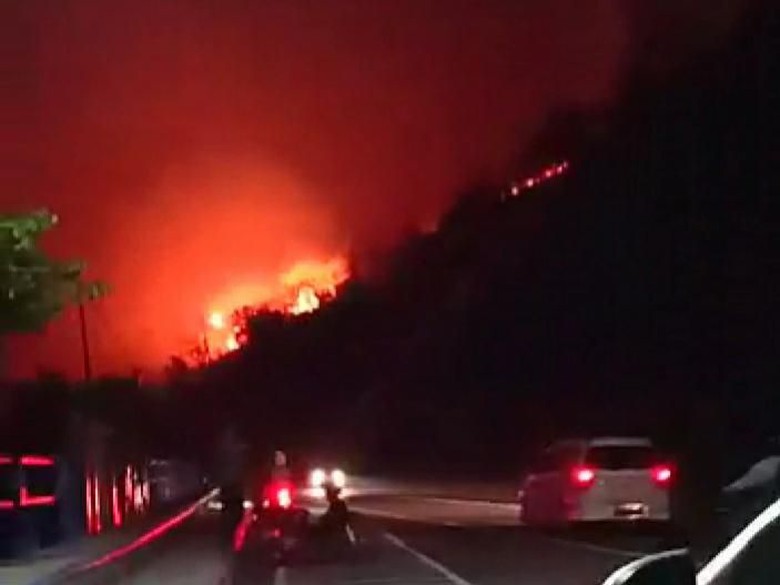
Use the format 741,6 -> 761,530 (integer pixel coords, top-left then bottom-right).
506,160 -> 569,198
417,160 -> 571,235
208,312 -> 226,330
279,258 -> 349,299
199,256 -> 350,359
290,286 -> 320,315
225,334 -> 240,352
279,257 -> 348,315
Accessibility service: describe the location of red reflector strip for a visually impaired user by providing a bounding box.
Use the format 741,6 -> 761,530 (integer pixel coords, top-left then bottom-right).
93,474 -> 102,533
0,500 -> 15,510
20,487 -> 56,507
0,455 -> 13,465
86,475 -> 97,534
20,495 -> 56,507
233,514 -> 252,552
21,455 -> 55,467
112,481 -> 123,527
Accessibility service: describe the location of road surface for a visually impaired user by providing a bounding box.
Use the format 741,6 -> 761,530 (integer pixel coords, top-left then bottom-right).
59,480 -> 682,585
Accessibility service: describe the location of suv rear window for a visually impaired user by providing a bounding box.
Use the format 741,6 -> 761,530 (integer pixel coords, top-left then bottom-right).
586,445 -> 656,470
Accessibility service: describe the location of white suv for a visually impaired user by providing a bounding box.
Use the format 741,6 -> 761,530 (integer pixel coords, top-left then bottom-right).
520,437 -> 673,525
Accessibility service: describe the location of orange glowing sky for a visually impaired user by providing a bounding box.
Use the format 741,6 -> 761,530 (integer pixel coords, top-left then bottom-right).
4,0 -> 741,378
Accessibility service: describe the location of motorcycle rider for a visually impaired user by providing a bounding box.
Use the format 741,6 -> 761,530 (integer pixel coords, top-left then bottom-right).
318,482 -> 350,534
260,449 -> 294,508
270,449 -> 292,482
256,450 -> 307,562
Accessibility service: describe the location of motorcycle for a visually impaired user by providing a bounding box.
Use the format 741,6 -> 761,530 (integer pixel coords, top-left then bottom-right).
253,480 -> 309,564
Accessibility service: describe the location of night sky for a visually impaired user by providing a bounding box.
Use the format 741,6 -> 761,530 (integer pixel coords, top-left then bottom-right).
2,1 -> 744,377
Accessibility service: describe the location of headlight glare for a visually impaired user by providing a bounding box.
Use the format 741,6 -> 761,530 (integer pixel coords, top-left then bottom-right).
310,468 -> 327,487
331,468 -> 346,488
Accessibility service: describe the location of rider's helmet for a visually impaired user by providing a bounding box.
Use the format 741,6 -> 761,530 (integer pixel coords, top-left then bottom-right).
324,481 -> 342,502
274,449 -> 288,468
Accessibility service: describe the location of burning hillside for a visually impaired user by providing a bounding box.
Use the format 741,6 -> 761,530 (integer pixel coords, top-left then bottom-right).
199,256 -> 350,359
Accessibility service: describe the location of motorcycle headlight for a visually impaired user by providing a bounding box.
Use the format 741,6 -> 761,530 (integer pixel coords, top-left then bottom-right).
310,468 -> 327,488
206,499 -> 224,511
331,468 -> 346,488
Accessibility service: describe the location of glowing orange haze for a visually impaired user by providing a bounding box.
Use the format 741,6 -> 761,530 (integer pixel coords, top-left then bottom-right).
9,159 -> 351,378
98,161 -> 349,373
6,0 -> 653,378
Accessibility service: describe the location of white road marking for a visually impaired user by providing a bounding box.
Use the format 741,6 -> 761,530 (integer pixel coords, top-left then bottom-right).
342,578 -> 450,585
418,497 -> 519,512
349,502 -> 513,526
350,504 -> 424,522
415,497 -> 646,557
346,522 -> 358,545
355,497 -> 645,558
273,565 -> 289,585
384,532 -> 475,585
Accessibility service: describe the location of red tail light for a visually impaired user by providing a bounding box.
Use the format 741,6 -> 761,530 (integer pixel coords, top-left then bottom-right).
276,487 -> 292,509
262,480 -> 294,509
651,465 -> 673,486
20,487 -> 56,507
571,466 -> 596,488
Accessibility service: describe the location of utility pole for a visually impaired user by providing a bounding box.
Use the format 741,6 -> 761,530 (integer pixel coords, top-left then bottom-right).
76,282 -> 107,382
78,301 -> 92,381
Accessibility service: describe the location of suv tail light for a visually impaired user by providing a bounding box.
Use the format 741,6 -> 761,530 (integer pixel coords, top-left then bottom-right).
651,465 -> 673,486
570,465 -> 596,488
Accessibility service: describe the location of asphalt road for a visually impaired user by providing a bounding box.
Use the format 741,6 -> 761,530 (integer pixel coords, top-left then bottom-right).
61,483 -> 684,585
